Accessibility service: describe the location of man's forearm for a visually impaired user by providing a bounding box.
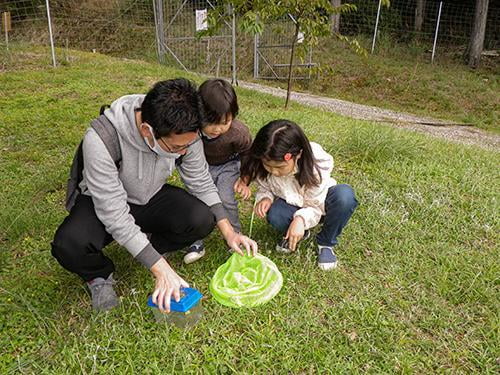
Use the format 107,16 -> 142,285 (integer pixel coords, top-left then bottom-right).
217,218 -> 234,238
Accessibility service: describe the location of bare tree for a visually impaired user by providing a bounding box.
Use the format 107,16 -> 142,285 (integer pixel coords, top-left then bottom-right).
414,0 -> 425,32
468,0 -> 489,68
330,0 -> 341,33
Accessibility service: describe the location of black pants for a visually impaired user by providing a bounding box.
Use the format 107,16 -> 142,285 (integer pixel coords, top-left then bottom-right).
51,184 -> 216,281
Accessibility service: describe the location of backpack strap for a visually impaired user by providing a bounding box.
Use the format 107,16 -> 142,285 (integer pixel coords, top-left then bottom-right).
100,104 -> 110,116
65,111 -> 121,212
90,114 -> 122,165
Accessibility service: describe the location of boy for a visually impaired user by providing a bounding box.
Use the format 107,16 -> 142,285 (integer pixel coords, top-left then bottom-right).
184,79 -> 252,264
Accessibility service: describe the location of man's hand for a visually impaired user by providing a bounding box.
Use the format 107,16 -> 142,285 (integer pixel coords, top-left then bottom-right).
150,258 -> 189,312
255,198 -> 272,218
285,216 -> 306,252
225,230 -> 258,256
234,178 -> 252,200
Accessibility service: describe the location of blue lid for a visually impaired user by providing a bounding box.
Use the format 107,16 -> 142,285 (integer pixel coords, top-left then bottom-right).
147,287 -> 202,313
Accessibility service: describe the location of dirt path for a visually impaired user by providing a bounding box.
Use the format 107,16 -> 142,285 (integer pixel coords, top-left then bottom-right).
239,81 -> 499,151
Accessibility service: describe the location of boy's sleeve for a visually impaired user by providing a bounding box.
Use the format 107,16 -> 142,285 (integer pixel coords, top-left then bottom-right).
233,122 -> 253,177
177,139 -> 229,222
233,122 -> 252,154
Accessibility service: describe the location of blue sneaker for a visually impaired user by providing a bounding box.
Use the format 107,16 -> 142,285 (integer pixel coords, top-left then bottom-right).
317,246 -> 337,270
184,241 -> 205,264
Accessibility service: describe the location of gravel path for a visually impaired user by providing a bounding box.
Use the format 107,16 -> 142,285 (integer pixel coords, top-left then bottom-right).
239,81 -> 499,151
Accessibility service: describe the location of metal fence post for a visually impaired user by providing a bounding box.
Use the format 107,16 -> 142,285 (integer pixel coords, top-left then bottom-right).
153,0 -> 165,64
45,0 -> 56,67
231,4 -> 237,84
371,0 -> 382,54
253,32 -> 259,79
3,13 -> 8,51
431,2 -> 443,63
2,12 -> 11,51
152,0 -> 161,63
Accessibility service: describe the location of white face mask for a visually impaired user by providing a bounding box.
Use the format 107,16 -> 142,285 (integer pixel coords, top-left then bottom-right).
142,123 -> 179,159
202,130 -> 216,140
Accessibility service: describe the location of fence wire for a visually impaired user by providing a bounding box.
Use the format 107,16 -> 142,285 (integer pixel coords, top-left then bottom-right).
0,0 -> 498,75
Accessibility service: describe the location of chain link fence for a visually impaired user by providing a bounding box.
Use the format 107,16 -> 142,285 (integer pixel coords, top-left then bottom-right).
157,0 -> 235,78
1,0 -> 499,76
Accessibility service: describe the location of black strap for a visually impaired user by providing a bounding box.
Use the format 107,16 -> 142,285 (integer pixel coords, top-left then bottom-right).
99,104 -> 110,116
90,114 -> 122,164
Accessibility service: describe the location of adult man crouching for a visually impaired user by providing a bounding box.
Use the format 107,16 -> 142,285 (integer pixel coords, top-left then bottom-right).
51,78 -> 257,312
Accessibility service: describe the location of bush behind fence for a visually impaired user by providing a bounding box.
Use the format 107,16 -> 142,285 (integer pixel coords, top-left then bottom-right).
0,0 -> 498,75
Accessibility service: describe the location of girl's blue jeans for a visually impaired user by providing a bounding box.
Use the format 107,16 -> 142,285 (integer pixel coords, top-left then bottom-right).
266,184 -> 358,247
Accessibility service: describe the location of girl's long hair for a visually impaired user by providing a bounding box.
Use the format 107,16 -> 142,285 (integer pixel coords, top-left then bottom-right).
241,119 -> 321,188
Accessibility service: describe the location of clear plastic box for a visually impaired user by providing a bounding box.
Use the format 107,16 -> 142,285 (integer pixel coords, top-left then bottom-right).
147,287 -> 203,328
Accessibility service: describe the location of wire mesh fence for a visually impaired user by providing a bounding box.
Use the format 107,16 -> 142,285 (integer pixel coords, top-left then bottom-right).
158,0 -> 235,78
0,0 -> 498,76
341,0 -> 499,52
250,15 -> 316,81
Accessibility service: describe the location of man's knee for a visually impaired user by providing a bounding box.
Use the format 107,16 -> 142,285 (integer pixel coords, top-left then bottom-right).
51,222 -> 88,269
187,204 -> 216,238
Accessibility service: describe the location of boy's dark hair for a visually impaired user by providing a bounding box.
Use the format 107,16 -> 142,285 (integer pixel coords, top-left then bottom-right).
141,78 -> 202,138
199,79 -> 239,125
241,119 -> 321,188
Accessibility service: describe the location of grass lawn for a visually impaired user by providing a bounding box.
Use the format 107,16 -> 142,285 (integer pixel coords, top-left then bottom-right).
248,36 -> 500,133
0,48 -> 499,373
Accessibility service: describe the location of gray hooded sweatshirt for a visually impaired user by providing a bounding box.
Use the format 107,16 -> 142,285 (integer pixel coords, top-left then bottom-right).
79,94 -> 227,268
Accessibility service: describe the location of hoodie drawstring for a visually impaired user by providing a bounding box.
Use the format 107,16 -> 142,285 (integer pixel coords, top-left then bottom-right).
138,150 -> 143,180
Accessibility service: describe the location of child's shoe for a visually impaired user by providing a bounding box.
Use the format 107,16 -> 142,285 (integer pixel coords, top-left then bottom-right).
317,246 -> 337,270
184,241 -> 205,264
275,230 -> 311,254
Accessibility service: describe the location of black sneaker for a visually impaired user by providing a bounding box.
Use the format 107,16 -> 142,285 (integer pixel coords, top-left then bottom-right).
275,230 -> 311,254
183,241 -> 205,264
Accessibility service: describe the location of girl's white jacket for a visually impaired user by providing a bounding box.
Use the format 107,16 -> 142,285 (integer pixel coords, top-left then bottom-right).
255,142 -> 337,229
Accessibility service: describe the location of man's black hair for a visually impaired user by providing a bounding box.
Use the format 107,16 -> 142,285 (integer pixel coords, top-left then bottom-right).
141,78 -> 202,138
198,79 -> 239,125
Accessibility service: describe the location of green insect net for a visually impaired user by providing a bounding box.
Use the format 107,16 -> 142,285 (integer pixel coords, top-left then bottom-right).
210,253 -> 283,308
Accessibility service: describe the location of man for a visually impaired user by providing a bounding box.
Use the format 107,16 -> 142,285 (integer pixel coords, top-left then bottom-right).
51,78 -> 257,312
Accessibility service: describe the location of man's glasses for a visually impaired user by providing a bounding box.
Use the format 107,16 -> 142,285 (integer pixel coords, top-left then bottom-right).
158,132 -> 201,153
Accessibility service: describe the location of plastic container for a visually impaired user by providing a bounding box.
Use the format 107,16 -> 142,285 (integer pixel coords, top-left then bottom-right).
147,287 -> 203,328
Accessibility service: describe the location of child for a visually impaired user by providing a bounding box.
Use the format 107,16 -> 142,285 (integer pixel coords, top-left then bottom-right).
240,119 -> 358,270
184,79 -> 252,264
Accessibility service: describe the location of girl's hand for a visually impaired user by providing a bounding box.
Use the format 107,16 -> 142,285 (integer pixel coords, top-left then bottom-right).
234,178 -> 252,200
286,216 -> 306,252
255,198 -> 272,218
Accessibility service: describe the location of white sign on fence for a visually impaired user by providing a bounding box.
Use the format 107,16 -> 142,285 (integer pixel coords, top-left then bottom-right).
195,9 -> 208,31
297,31 -> 304,44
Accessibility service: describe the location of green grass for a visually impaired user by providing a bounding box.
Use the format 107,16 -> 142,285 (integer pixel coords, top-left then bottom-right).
248,36 -> 500,133
1,48 -> 499,373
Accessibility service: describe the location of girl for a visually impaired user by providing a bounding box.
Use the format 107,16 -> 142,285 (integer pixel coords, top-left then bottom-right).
238,119 -> 358,270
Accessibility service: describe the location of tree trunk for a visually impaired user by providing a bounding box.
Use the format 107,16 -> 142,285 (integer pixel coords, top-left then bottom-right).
330,0 -> 341,34
468,0 -> 489,68
285,22 -> 300,109
414,0 -> 425,32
